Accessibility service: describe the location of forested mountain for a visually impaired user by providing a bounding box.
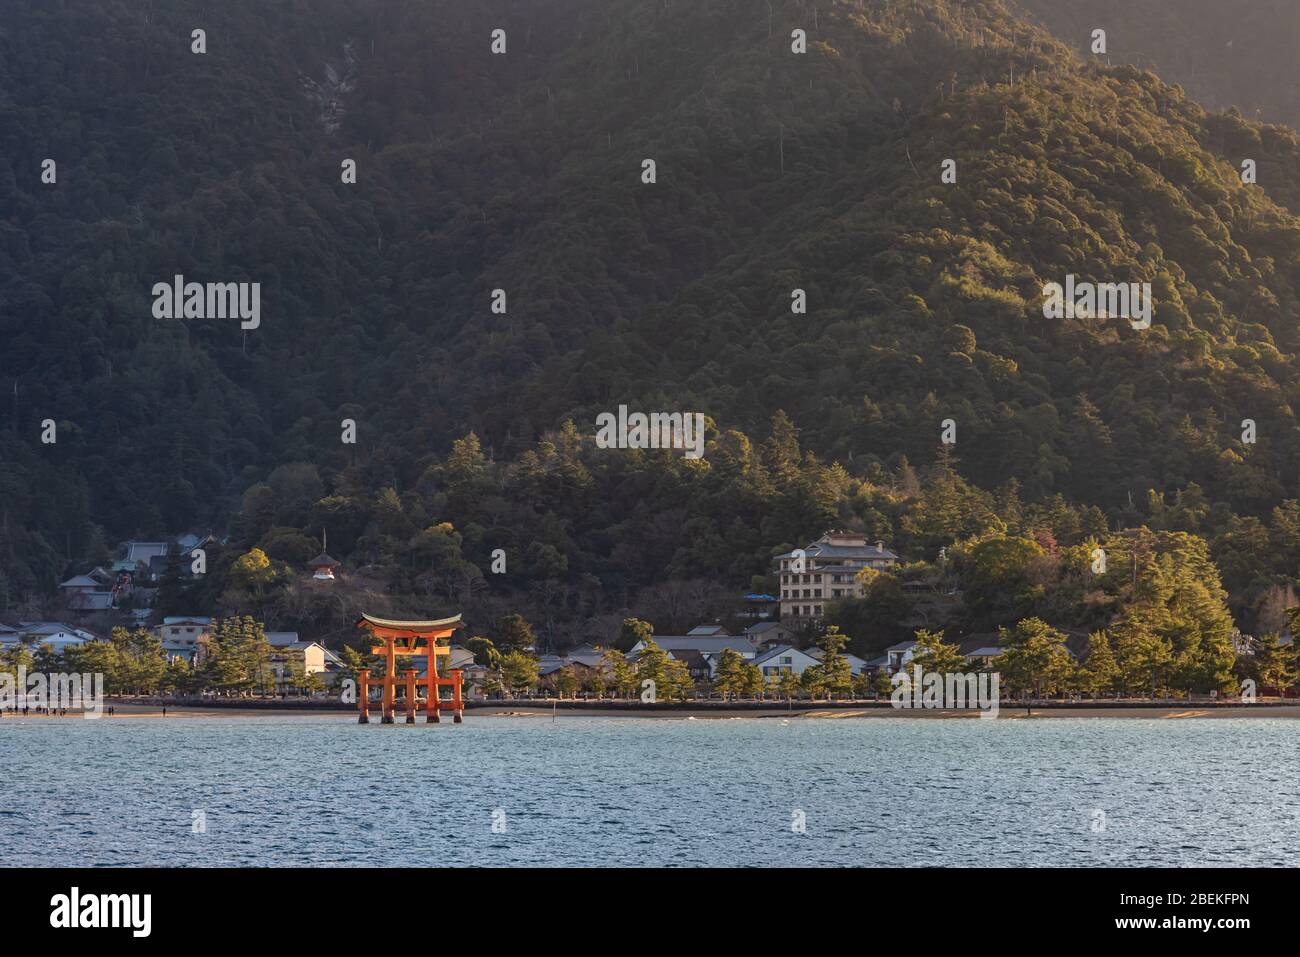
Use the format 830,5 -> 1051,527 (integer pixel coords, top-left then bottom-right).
1014,0 -> 1300,130
2,0 -> 1300,666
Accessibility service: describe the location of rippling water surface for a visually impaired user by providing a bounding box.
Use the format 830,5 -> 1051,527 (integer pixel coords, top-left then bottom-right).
2,715 -> 1296,866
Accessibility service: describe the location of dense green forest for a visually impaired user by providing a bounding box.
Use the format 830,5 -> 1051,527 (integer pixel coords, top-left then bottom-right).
2,1 -> 1299,675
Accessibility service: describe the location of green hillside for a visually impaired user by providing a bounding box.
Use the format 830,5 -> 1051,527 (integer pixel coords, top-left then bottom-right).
2,0 -> 1300,673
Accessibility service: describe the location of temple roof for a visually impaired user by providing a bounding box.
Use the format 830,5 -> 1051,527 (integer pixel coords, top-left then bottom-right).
308,552 -> 339,568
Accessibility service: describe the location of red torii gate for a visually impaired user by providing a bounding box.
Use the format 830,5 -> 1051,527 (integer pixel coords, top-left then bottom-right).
355,613 -> 465,724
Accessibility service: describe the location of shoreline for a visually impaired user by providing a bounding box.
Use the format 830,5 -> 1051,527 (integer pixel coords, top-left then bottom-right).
4,700 -> 1297,720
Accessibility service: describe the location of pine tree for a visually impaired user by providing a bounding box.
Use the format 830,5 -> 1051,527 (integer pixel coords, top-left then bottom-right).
496,613 -> 536,654
800,665 -> 826,699
500,650 -> 539,696
127,627 -> 167,694
994,617 -> 1076,697
712,647 -> 746,699
909,628 -> 968,676
634,640 -> 671,699
1082,630 -> 1120,696
1112,618 -> 1174,697
602,648 -> 638,698
817,625 -> 855,696
614,618 -> 653,653
666,658 -> 696,701
555,666 -> 579,699
1254,633 -> 1297,696
762,410 -> 802,482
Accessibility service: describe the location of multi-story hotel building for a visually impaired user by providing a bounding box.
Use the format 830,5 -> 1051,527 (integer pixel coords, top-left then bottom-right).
774,531 -> 899,623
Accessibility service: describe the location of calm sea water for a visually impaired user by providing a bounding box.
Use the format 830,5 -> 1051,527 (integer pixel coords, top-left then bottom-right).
2,715 -> 1295,866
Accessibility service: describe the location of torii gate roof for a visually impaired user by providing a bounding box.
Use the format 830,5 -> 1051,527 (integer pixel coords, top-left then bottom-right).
357,613 -> 463,634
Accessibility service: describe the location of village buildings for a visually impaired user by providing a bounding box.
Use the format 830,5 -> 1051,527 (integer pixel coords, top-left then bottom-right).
266,631 -> 338,692
155,616 -> 214,665
626,628 -> 760,681
773,530 -> 899,624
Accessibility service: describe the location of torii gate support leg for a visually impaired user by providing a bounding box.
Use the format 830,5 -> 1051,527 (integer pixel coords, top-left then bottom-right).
427,641 -> 441,723
381,640 -> 396,723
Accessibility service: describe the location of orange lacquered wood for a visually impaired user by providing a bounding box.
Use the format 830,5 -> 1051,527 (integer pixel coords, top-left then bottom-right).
356,616 -> 465,724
